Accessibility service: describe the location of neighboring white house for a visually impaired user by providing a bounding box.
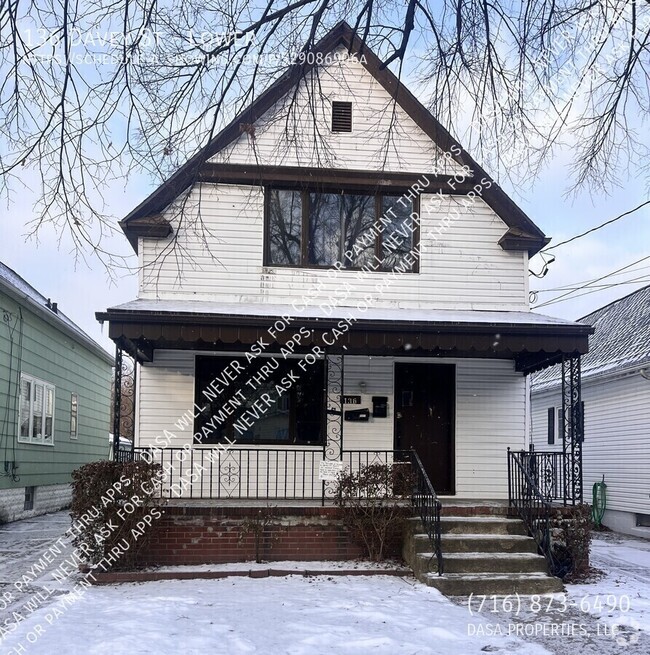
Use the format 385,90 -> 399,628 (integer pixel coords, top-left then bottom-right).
97,22 -> 591,503
531,285 -> 650,537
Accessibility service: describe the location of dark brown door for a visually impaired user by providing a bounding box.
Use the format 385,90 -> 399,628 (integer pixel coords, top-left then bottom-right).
394,363 -> 455,494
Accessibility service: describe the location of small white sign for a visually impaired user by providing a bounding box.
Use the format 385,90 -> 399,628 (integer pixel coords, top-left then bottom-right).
319,460 -> 344,482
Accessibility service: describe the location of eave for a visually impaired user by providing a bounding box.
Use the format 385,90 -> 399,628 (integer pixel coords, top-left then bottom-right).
95,305 -> 592,374
119,21 -> 548,256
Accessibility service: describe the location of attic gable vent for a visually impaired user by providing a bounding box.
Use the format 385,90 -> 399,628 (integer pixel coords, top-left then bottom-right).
331,101 -> 352,132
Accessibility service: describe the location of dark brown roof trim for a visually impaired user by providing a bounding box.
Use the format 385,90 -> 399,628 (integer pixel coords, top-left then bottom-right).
120,21 -> 547,255
95,307 -> 593,336
499,228 -> 550,256
122,214 -> 173,249
96,309 -> 590,373
198,162 -> 476,192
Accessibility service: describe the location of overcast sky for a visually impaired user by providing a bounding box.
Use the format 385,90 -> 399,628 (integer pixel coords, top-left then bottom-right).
0,143 -> 648,357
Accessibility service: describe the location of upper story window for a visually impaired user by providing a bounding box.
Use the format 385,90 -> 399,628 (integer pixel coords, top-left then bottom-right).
265,189 -> 419,272
19,373 -> 55,445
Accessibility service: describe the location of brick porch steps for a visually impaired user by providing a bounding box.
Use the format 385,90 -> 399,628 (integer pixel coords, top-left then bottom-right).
403,509 -> 564,596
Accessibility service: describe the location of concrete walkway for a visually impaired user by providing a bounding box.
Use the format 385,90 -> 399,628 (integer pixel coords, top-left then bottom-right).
0,511 -> 76,624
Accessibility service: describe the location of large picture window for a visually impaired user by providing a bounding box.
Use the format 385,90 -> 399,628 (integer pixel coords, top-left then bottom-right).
266,188 -> 418,271
194,356 -> 325,445
18,373 -> 55,445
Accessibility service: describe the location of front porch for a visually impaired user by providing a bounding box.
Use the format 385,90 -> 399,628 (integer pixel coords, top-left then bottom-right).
100,303 -> 592,591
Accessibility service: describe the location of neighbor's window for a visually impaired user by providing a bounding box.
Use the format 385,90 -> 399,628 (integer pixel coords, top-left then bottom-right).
70,393 -> 78,439
547,407 -> 555,444
193,356 -> 325,445
266,189 -> 418,271
19,373 -> 55,445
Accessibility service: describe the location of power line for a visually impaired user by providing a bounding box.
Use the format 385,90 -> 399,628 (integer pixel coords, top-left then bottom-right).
542,199 -> 650,252
533,264 -> 650,293
534,255 -> 650,308
537,276 -> 650,306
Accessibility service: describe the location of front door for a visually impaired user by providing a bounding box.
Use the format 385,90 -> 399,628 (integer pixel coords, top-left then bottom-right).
394,362 -> 455,494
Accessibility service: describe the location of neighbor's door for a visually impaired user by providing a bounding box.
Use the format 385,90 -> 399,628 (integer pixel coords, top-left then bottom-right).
394,362 -> 455,494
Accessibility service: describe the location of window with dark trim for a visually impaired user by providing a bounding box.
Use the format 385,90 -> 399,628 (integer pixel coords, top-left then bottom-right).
193,356 -> 325,445
266,188 -> 419,271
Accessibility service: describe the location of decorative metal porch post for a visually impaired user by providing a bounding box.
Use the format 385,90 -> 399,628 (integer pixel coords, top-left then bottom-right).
112,345 -> 123,461
561,355 -> 583,505
322,353 -> 344,503
324,353 -> 344,461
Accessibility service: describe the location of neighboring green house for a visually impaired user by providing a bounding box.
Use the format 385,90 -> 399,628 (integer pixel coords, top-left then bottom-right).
0,261 -> 113,522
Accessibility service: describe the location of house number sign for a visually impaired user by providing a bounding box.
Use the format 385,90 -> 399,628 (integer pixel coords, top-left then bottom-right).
343,395 -> 361,404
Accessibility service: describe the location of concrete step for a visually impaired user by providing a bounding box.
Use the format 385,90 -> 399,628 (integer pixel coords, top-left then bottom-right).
439,516 -> 528,536
421,572 -> 565,596
416,551 -> 548,575
438,533 -> 539,554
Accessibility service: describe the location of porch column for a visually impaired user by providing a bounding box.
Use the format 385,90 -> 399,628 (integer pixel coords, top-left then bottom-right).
112,345 -> 137,462
112,345 -> 123,461
561,355 -> 583,505
324,353 -> 344,460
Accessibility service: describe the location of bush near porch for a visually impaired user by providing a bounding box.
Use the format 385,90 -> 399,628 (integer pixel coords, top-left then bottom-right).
335,463 -> 414,562
550,503 -> 592,581
70,460 -> 162,570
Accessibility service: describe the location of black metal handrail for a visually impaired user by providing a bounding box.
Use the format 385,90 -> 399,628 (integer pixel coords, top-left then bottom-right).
410,450 -> 443,576
508,448 -> 564,577
517,447 -> 575,506
117,446 -> 415,502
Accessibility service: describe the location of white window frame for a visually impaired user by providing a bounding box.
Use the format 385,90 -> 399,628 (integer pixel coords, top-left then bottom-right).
18,373 -> 55,446
70,392 -> 79,439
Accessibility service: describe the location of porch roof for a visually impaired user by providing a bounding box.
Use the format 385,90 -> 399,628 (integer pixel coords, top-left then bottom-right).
96,300 -> 592,374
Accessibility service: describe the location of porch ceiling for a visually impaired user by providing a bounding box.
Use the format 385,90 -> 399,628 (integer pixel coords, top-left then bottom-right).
96,302 -> 592,374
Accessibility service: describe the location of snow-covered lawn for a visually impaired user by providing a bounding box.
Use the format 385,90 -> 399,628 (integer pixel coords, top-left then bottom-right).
1,575 -> 551,655
1,515 -> 649,655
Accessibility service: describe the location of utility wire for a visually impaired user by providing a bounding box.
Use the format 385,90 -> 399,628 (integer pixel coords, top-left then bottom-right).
538,276 -> 650,306
542,199 -> 650,252
534,264 -> 650,293
534,255 -> 650,308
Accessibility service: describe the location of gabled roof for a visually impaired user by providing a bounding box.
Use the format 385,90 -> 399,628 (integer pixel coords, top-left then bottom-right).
0,261 -> 113,365
119,21 -> 548,255
532,284 -> 650,390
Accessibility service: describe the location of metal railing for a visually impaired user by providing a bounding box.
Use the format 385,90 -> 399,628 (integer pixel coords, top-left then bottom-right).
515,446 -> 577,506
119,446 -> 418,501
508,448 -> 566,577
120,445 -> 444,573
410,451 -> 443,576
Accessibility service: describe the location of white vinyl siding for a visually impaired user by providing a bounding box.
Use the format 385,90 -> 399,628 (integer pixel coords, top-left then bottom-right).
137,351 -> 526,499
141,185 -> 528,311
532,374 -> 650,514
18,373 -> 55,446
210,46 -> 464,175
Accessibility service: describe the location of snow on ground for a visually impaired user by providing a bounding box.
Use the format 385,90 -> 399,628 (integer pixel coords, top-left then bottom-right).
2,513 -> 650,655
1,575 -> 551,655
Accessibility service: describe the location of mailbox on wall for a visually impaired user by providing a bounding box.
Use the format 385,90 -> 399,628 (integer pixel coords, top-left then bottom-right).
344,408 -> 370,422
372,396 -> 388,418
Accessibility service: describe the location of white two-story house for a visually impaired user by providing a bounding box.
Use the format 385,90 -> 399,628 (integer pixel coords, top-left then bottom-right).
97,22 -> 591,508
